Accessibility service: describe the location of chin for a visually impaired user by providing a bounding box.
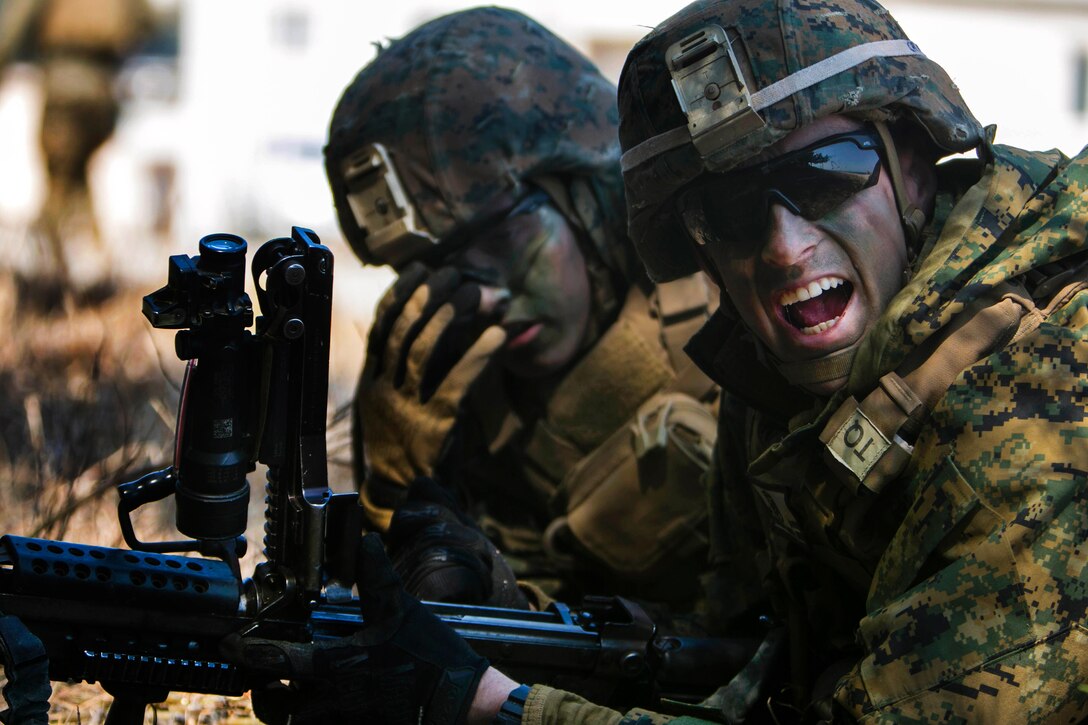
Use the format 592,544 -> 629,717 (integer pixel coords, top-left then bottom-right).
503,353 -> 564,380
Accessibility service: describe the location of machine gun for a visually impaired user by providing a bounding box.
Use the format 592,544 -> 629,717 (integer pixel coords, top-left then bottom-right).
0,228 -> 758,723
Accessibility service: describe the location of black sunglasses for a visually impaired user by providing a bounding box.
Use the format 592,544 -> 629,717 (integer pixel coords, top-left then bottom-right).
677,129 -> 885,254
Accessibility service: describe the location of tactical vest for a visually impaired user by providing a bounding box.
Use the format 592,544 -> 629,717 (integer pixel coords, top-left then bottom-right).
474,274 -> 720,589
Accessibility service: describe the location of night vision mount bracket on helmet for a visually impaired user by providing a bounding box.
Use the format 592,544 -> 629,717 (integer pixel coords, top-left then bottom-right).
622,28 -> 927,173
339,142 -> 438,267
666,25 -> 764,162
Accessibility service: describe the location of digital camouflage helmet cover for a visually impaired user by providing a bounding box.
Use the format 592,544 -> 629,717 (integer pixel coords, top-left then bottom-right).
325,6 -> 640,302
618,0 -> 986,282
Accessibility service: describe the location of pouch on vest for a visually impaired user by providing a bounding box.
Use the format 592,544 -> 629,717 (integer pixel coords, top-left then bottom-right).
546,391 -> 717,580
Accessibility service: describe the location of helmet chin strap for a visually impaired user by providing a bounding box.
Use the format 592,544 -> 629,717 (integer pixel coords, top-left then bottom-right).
873,121 -> 926,248
773,345 -> 857,393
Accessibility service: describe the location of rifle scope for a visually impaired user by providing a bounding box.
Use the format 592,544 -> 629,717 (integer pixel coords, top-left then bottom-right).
142,234 -> 256,543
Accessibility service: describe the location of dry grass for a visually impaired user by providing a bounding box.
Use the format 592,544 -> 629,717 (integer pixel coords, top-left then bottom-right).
47,685 -> 259,725
0,272 -> 179,546
0,267 -> 358,723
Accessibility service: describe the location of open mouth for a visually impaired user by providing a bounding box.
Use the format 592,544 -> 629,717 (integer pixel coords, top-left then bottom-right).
779,277 -> 854,335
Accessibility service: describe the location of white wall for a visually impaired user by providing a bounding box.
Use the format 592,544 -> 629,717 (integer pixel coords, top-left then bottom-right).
887,1 -> 1088,156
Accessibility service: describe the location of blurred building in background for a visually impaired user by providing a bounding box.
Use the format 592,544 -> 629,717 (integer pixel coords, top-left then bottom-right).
0,0 -> 1086,317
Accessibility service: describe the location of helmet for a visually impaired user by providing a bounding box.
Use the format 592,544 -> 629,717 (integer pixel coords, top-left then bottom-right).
325,6 -> 640,301
617,0 -> 986,282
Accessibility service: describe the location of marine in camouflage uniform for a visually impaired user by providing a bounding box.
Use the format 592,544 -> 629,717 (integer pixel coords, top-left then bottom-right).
0,0 -> 151,289
507,0 -> 1088,722
324,8 -> 720,613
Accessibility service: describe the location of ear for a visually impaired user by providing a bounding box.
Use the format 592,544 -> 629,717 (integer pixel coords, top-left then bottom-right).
897,137 -> 939,222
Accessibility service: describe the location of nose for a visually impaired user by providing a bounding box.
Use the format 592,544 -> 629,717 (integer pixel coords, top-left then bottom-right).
760,203 -> 820,268
477,284 -> 512,319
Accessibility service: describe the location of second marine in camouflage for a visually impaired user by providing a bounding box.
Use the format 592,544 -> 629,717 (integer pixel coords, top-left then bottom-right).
0,0 -> 152,294
325,8 -> 720,614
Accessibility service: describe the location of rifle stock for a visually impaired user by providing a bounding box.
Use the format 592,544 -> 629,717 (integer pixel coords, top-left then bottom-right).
0,229 -> 757,723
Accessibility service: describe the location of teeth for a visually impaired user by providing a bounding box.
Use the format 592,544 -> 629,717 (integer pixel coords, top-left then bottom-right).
779,277 -> 844,307
801,315 -> 842,335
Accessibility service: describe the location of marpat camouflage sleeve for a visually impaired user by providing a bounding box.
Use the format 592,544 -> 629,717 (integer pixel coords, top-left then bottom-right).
833,150 -> 1088,722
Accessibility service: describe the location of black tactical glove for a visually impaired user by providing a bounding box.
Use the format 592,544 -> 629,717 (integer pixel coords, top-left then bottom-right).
387,477 -> 530,610
0,613 -> 51,725
224,534 -> 490,725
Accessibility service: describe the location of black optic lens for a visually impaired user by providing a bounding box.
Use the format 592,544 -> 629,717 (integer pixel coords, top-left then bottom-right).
677,131 -> 883,253
771,137 -> 882,220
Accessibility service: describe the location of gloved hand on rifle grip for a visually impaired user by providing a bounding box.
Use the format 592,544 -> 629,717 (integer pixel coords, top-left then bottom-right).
358,263 -> 507,489
387,477 -> 530,610
223,533 -> 490,725
0,613 -> 51,725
